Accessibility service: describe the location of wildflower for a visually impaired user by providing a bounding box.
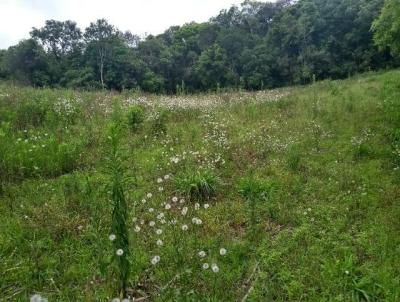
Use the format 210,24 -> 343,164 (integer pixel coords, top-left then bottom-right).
149,208 -> 155,213
172,196 -> 178,202
134,225 -> 141,232
198,250 -> 206,258
202,263 -> 209,270
132,217 -> 137,223
149,221 -> 155,227
211,264 -> 219,273
157,213 -> 164,220
141,199 -> 147,204
156,229 -> 163,235
77,225 -> 83,231
181,207 -> 188,216
181,224 -> 188,231
157,239 -> 163,246
158,186 -> 164,192
165,203 -> 171,210
109,234 -> 116,241
164,174 -> 170,180
157,178 -> 163,183
219,248 -> 227,256
151,255 -> 161,265
116,249 -> 124,256
30,294 -> 43,302
192,217 -> 203,225
195,203 -> 200,210
204,203 -> 210,209
147,193 -> 153,198
180,198 -> 185,204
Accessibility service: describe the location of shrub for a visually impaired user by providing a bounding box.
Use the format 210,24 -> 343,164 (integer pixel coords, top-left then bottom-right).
126,105 -> 144,132
175,169 -> 219,201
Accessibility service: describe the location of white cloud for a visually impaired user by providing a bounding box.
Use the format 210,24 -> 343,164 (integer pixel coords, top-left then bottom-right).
0,0 -> 269,49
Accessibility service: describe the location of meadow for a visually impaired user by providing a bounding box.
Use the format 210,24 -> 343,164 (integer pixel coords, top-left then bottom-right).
0,70 -> 400,301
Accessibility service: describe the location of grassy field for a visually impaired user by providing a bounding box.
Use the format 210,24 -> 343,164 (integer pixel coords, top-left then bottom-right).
0,70 -> 399,302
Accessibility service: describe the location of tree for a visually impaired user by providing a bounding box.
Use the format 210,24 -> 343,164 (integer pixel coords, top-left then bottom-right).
5,39 -> 49,86
31,20 -> 82,58
84,19 -> 119,88
195,44 -> 235,89
372,0 -> 400,58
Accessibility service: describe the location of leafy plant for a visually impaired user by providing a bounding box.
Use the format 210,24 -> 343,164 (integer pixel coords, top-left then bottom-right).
126,105 -> 144,132
175,169 -> 219,201
106,120 -> 130,298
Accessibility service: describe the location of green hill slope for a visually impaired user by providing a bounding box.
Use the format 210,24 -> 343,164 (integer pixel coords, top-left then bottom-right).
0,70 -> 399,301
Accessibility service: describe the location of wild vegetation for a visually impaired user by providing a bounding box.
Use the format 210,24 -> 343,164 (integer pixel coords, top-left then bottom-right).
1,69 -> 399,301
0,0 -> 399,92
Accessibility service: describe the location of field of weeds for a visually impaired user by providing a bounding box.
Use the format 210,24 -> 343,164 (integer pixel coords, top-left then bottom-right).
1,70 -> 400,301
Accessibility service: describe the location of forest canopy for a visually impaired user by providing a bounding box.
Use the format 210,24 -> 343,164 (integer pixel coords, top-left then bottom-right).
0,0 -> 399,92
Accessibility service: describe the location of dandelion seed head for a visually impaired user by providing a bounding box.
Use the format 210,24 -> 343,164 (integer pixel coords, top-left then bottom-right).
198,250 -> 206,258
172,196 -> 178,202
211,263 -> 219,273
151,255 -> 161,265
134,225 -> 141,232
109,234 -> 116,241
202,263 -> 209,270
165,203 -> 171,210
219,248 -> 227,256
156,229 -> 163,235
156,239 -> 163,246
181,224 -> 188,231
149,221 -> 155,227
147,193 -> 153,198
204,203 -> 210,209
157,178 -> 163,183
116,249 -> 124,256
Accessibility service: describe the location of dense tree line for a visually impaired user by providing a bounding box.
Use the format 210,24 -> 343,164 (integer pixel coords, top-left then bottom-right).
0,0 -> 399,92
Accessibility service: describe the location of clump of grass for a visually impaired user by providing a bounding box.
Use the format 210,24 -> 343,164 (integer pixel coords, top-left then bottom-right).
126,105 -> 145,132
286,144 -> 303,171
175,169 -> 219,201
237,175 -> 274,240
106,120 -> 131,298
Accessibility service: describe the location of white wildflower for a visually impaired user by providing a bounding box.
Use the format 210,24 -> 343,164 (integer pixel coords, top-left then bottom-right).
156,229 -> 163,235
156,239 -> 163,246
219,248 -> 227,256
202,263 -> 209,270
109,234 -> 116,241
198,250 -> 206,258
211,264 -> 219,273
151,255 -> 161,265
181,224 -> 188,231
116,249 -> 124,256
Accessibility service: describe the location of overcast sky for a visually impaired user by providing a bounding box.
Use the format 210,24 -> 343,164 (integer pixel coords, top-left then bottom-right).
0,0 -> 269,49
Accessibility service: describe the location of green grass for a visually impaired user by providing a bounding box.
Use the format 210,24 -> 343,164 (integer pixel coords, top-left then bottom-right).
0,70 -> 400,301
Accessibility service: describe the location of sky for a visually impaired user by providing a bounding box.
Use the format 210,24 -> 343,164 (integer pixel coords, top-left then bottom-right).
0,0 -> 268,49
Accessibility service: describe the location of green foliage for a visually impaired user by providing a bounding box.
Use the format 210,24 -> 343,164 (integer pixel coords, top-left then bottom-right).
372,0 -> 400,58
126,105 -> 145,132
106,120 -> 131,298
1,69 -> 400,301
1,0 -> 398,92
151,108 -> 168,135
175,169 -> 219,201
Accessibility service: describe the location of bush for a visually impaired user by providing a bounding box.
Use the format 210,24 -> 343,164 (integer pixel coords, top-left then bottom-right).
126,105 -> 144,132
175,169 -> 219,201
151,109 -> 168,135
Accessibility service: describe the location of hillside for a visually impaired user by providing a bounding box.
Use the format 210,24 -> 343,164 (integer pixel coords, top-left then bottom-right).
0,70 -> 399,301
